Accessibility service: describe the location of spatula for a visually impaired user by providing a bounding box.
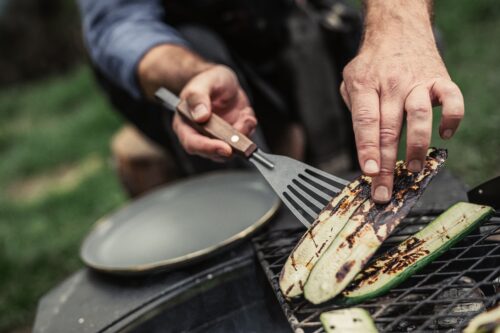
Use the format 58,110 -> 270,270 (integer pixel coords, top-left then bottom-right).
155,87 -> 349,227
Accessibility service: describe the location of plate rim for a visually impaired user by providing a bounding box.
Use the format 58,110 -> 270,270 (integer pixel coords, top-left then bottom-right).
80,170 -> 280,274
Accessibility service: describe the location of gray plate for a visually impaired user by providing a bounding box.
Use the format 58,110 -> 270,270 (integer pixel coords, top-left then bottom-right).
80,171 -> 280,274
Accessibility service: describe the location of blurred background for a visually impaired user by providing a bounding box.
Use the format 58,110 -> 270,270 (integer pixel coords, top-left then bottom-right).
0,0 -> 499,332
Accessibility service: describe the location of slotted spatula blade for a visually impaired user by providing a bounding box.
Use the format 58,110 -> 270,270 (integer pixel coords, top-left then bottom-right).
155,87 -> 349,227
249,150 -> 348,226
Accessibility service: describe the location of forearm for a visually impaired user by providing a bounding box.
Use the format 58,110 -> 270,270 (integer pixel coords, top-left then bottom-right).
362,0 -> 436,52
342,0 -> 463,203
77,0 -> 189,99
137,44 -> 214,99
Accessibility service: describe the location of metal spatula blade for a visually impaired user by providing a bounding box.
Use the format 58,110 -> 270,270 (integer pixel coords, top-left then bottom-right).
155,88 -> 349,227
249,150 -> 348,226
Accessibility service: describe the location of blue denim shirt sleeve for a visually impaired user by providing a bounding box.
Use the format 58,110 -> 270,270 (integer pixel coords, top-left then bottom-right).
77,0 -> 188,99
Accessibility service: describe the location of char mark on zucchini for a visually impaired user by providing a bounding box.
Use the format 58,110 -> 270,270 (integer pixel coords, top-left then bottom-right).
342,202 -> 494,304
336,260 -> 356,282
303,148 -> 447,304
279,176 -> 372,298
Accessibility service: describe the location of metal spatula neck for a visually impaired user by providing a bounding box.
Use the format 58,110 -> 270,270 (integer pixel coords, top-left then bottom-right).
155,88 -> 180,112
249,150 -> 275,169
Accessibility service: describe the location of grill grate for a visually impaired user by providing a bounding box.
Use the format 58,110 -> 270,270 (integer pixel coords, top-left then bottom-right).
253,210 -> 500,333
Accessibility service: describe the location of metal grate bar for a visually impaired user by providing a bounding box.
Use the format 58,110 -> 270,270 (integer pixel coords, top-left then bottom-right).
383,235 -> 500,330
253,211 -> 500,333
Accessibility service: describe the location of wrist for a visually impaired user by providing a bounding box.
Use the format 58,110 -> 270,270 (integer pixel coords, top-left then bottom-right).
138,44 -> 214,99
361,0 -> 436,53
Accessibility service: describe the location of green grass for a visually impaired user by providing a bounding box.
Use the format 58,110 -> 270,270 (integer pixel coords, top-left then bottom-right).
432,0 -> 500,186
0,67 -> 126,331
0,1 -> 500,331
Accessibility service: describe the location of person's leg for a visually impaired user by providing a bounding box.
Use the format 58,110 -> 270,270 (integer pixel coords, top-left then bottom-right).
93,67 -> 185,196
111,125 -> 181,197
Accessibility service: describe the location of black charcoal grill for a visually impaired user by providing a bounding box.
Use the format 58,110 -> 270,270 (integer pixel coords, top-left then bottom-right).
33,172 -> 499,333
253,209 -> 500,333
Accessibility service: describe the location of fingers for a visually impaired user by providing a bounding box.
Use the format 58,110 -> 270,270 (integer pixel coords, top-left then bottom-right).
350,89 -> 381,176
405,85 -> 433,172
172,114 -> 232,162
431,79 -> 464,140
371,98 -> 404,204
177,65 -> 255,161
181,65 -> 242,124
182,80 -> 212,123
232,107 -> 257,136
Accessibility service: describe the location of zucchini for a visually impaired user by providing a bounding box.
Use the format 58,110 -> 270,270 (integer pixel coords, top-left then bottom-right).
304,148 -> 447,304
279,176 -> 372,298
320,308 -> 378,333
343,202 -> 494,304
464,304 -> 500,333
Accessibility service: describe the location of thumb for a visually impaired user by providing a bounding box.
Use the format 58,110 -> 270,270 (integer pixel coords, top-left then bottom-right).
184,89 -> 211,123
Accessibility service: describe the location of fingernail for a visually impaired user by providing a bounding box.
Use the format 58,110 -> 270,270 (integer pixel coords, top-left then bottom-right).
217,149 -> 230,158
191,104 -> 209,120
442,129 -> 453,140
408,160 -> 422,173
374,186 -> 390,202
364,159 -> 379,174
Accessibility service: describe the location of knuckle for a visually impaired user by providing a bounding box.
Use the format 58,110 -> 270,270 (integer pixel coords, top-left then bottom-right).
243,107 -> 256,117
378,167 -> 395,177
183,146 -> 194,155
339,84 -> 348,97
380,127 -> 400,145
444,106 -> 464,119
353,108 -> 379,126
439,83 -> 464,103
184,143 -> 195,155
342,66 -> 372,92
441,81 -> 461,96
356,141 -> 378,151
407,141 -> 428,150
246,118 -> 257,129
217,64 -> 236,78
407,104 -> 430,117
181,137 -> 196,155
197,141 -> 211,153
349,78 -> 372,92
180,86 -> 197,99
342,63 -> 355,78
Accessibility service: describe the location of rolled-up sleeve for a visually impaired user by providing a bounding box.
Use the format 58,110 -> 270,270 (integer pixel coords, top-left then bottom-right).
77,0 -> 188,98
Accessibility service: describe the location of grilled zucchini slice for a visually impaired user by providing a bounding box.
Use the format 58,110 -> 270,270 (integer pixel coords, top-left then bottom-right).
279,176 -> 371,298
343,202 -> 494,304
304,148 -> 447,304
320,308 -> 378,333
464,304 -> 500,333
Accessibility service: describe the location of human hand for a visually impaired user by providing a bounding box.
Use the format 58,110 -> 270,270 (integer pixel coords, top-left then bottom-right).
174,65 -> 257,162
340,0 -> 464,203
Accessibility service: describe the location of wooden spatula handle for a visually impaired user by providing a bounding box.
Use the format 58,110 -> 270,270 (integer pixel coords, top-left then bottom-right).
176,100 -> 257,158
